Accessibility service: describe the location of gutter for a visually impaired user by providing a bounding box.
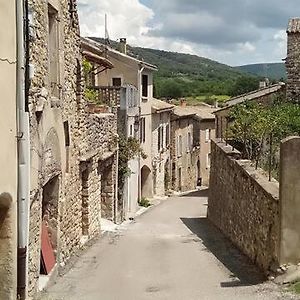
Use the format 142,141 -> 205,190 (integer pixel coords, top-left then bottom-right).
16,0 -> 31,298
137,66 -> 144,202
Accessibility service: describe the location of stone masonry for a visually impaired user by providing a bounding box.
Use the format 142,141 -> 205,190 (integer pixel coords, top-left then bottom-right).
27,0 -> 119,297
286,18 -> 300,102
208,140 -> 280,273
170,114 -> 200,192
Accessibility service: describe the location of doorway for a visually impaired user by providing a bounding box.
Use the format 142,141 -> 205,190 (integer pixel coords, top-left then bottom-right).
40,176 -> 59,275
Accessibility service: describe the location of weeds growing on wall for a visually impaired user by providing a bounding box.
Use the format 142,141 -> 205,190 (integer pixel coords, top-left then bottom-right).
118,135 -> 147,200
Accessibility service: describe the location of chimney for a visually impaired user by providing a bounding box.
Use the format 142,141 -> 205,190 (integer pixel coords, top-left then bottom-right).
259,81 -> 267,89
180,99 -> 187,107
119,38 -> 127,54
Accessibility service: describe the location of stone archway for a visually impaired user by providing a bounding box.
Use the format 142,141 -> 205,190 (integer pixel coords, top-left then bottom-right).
141,165 -> 152,198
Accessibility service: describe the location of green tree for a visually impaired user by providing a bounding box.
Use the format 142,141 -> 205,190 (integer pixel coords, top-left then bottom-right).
228,76 -> 260,97
158,80 -> 184,99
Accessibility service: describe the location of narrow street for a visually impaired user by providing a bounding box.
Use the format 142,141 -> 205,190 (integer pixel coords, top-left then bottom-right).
41,190 -> 294,300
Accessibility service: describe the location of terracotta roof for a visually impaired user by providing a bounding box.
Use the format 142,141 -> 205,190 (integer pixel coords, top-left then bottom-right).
287,18 -> 300,33
173,106 -> 215,120
214,83 -> 285,113
151,98 -> 174,112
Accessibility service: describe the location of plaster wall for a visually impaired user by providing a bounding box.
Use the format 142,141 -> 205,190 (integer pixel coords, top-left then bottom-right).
0,1 -> 18,298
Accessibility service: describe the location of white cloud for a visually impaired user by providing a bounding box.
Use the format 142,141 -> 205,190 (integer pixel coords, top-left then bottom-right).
78,0 -> 154,44
77,0 -> 289,66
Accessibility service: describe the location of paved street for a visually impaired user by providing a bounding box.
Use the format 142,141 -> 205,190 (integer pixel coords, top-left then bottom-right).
41,190 -> 296,300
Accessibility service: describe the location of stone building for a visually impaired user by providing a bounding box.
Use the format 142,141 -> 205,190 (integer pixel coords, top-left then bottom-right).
286,18 -> 300,102
170,107 -> 200,192
151,99 -> 174,196
26,0 -> 118,297
190,106 -> 216,186
0,1 -> 18,299
86,37 -> 157,209
214,83 -> 285,139
81,37 -> 121,223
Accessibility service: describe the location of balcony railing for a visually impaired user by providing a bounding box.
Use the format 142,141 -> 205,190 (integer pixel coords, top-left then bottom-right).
89,86 -> 121,107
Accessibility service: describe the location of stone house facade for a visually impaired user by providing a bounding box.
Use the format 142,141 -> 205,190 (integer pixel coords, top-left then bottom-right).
170,107 -> 200,192
87,37 -> 157,207
27,0 -> 118,297
191,106 -> 216,186
151,99 -> 174,197
286,18 -> 300,102
81,38 -> 121,223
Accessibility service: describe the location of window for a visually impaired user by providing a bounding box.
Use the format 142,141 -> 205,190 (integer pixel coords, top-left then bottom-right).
187,132 -> 192,152
64,121 -> 70,173
166,124 -> 170,147
158,126 -> 164,152
177,135 -> 182,157
112,77 -> 122,86
140,117 -> 146,143
130,125 -> 133,137
207,153 -> 211,168
142,74 -> 148,97
205,129 -> 211,142
48,5 -> 60,98
158,127 -> 161,151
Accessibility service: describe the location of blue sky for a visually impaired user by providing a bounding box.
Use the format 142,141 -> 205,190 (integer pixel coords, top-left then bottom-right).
77,0 -> 297,66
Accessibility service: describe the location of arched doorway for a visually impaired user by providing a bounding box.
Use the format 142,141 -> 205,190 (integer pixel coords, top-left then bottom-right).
40,175 -> 59,275
141,165 -> 152,198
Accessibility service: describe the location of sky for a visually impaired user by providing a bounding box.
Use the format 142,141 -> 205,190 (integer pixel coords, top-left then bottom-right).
77,0 -> 298,66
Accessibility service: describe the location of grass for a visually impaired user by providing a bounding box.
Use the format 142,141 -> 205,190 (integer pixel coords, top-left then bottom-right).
289,282 -> 300,294
138,197 -> 151,208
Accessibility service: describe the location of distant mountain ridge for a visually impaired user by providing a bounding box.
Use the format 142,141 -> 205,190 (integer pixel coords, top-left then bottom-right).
235,63 -> 286,80
89,37 -> 263,97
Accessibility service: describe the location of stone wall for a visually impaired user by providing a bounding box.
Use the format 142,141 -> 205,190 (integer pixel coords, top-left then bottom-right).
27,0 -> 119,296
170,117 -> 199,192
152,111 -> 171,196
286,24 -> 300,102
208,140 -> 280,272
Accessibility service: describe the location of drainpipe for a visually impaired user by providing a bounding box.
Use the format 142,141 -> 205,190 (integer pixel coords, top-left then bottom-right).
16,0 -> 30,298
137,66 -> 144,202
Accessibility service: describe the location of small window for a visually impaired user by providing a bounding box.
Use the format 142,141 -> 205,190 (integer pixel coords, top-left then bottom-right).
187,132 -> 192,152
140,117 -> 146,143
112,77 -> 122,86
142,74 -> 148,97
205,129 -> 211,142
178,135 -> 182,157
207,153 -> 211,168
63,121 -> 70,147
166,124 -> 170,147
130,125 -> 133,137
158,126 -> 164,151
64,121 -> 70,173
158,127 -> 161,151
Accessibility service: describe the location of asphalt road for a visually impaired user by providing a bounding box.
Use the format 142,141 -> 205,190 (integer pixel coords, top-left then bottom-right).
41,189 -> 297,300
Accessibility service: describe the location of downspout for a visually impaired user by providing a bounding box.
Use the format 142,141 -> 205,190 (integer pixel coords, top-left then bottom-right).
137,66 -> 144,202
16,0 -> 30,298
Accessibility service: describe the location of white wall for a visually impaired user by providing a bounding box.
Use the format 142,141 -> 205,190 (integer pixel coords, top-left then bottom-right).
0,1 -> 18,299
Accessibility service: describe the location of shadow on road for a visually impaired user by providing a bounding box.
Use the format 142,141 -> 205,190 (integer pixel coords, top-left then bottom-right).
180,188 -> 209,198
181,216 -> 266,288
